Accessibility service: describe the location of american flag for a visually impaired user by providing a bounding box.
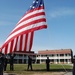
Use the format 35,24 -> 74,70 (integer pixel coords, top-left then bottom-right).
1,0 -> 47,54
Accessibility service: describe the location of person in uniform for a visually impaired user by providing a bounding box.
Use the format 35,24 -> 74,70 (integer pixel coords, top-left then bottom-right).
4,55 -> 8,71
27,55 -> 33,70
72,55 -> 75,75
46,57 -> 50,71
0,52 -> 5,75
9,53 -> 15,71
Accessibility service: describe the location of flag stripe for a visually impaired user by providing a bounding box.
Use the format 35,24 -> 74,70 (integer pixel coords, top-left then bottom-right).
26,32 -> 32,51
20,35 -> 23,51
10,40 -> 14,53
22,34 -> 26,51
29,32 -> 34,51
12,38 -> 17,52
24,33 -> 28,51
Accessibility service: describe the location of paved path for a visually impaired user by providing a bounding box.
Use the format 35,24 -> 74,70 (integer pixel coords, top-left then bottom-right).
4,73 -> 8,75
4,72 -> 72,75
64,72 -> 72,75
4,73 -> 15,75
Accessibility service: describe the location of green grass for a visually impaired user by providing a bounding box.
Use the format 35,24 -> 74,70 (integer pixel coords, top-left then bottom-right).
5,64 -> 73,75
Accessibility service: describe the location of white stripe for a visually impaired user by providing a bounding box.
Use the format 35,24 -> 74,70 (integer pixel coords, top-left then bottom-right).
2,47 -> 5,54
16,36 -> 21,51
18,9 -> 44,24
7,42 -> 11,54
13,15 -> 46,31
5,22 -> 46,43
26,32 -> 31,51
12,38 -> 17,52
22,34 -> 26,51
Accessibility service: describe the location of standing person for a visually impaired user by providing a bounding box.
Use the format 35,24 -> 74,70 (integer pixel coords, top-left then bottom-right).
9,53 -> 15,71
72,55 -> 75,75
27,55 -> 33,71
4,55 -> 8,71
46,57 -> 50,71
0,52 -> 5,75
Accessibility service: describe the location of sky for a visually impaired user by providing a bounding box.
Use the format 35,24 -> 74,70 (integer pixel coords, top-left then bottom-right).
0,0 -> 75,55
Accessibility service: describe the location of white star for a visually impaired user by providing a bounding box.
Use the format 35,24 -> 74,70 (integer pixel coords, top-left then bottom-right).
41,4 -> 43,6
36,1 -> 39,3
33,1 -> 35,3
32,6 -> 35,8
30,5 -> 32,8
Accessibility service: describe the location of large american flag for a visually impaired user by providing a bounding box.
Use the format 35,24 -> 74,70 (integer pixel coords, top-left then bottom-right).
1,0 -> 47,54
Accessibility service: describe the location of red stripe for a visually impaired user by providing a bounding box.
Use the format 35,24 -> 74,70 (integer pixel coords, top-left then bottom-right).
14,37 -> 18,52
20,35 -> 23,51
24,33 -> 28,51
10,40 -> 14,53
5,45 -> 8,54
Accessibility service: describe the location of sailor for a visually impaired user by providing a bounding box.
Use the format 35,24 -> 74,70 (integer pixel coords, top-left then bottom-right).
46,57 -> 50,71
0,51 -> 4,75
72,55 -> 75,75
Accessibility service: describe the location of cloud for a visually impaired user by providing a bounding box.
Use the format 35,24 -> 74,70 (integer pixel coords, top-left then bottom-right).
49,8 -> 75,18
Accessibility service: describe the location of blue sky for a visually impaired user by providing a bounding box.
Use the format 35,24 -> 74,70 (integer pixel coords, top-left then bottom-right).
0,0 -> 75,55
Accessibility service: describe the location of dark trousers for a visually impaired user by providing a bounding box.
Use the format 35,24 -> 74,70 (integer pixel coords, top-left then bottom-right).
10,64 -> 14,71
4,64 -> 7,71
0,67 -> 3,75
46,64 -> 50,71
73,67 -> 75,75
27,64 -> 32,70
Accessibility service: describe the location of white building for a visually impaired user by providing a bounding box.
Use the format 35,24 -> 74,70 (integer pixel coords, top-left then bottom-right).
36,49 -> 73,64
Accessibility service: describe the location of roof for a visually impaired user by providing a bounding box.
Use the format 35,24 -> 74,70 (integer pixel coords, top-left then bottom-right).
38,49 -> 72,55
14,51 -> 36,55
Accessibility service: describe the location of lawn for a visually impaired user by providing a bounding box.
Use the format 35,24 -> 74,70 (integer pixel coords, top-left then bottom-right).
5,64 -> 73,75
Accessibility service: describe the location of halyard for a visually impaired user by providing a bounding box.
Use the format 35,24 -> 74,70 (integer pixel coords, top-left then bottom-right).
5,64 -> 72,75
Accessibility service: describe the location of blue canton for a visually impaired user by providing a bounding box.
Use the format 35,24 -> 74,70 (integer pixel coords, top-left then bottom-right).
28,0 -> 44,11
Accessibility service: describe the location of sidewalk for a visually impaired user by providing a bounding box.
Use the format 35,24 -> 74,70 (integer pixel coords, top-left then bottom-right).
4,72 -> 72,75
64,72 -> 72,75
4,73 -> 8,75
4,73 -> 15,75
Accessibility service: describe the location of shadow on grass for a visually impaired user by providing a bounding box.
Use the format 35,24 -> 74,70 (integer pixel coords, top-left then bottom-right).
26,69 -> 72,72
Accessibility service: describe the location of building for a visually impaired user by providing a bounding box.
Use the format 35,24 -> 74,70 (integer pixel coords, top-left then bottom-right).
14,51 -> 36,64
36,49 -> 73,64
13,49 -> 73,64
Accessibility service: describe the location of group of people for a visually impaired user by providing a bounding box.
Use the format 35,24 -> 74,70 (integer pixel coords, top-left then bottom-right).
0,48 -> 51,75
0,52 -> 51,75
0,52 -> 15,75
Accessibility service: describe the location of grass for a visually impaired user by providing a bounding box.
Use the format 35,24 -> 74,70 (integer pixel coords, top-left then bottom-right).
5,64 -> 73,75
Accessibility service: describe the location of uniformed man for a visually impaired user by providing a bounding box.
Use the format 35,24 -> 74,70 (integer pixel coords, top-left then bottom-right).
46,57 -> 50,71
27,56 -> 33,70
4,55 -> 8,71
9,53 -> 15,71
0,52 -> 4,75
72,55 -> 75,75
